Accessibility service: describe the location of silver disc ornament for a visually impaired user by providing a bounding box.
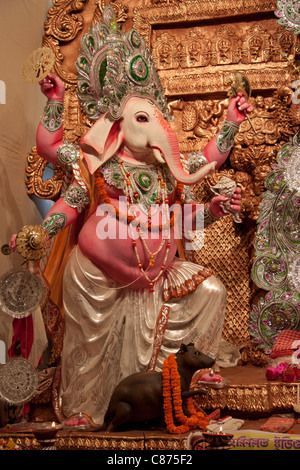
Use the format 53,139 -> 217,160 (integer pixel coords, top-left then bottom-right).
0,270 -> 44,318
0,357 -> 39,405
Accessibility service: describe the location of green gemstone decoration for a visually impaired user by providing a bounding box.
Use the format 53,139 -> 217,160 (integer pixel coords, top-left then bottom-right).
101,157 -> 176,212
110,18 -> 118,31
149,191 -> 158,204
112,171 -> 123,184
87,36 -> 95,49
79,57 -> 89,73
79,82 -> 89,94
130,30 -> 141,48
41,101 -> 63,133
130,56 -> 149,82
138,172 -> 152,189
99,59 -> 107,88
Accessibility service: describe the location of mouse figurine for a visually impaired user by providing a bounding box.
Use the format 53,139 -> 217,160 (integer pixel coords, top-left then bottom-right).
99,343 -> 214,432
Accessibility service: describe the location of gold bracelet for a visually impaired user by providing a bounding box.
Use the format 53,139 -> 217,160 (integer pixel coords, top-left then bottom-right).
204,206 -> 219,228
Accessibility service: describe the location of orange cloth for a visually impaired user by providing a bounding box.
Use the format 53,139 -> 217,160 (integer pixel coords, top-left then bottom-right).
43,220 -> 80,317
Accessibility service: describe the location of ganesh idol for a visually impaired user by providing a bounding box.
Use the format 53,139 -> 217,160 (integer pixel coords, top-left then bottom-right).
10,6 -> 253,426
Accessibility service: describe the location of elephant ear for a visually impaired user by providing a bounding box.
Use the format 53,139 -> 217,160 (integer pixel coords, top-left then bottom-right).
80,114 -> 124,174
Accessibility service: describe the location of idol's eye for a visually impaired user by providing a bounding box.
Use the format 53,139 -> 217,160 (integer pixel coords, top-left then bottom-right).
135,113 -> 149,123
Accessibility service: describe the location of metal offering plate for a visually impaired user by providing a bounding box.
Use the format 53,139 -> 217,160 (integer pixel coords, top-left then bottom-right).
0,358 -> 39,405
0,270 -> 44,318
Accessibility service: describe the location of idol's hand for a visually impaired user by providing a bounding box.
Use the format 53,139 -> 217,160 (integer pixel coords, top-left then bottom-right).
226,92 -> 254,126
8,234 -> 17,252
39,73 -> 65,101
209,186 -> 242,218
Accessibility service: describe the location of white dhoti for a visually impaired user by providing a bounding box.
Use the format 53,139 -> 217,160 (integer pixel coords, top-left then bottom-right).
59,246 -> 226,425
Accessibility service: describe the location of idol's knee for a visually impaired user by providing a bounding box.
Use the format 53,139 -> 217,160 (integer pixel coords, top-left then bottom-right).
202,274 -> 227,299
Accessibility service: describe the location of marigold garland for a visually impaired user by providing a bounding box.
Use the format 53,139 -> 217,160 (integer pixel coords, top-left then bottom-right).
162,353 -> 210,434
94,169 -> 184,232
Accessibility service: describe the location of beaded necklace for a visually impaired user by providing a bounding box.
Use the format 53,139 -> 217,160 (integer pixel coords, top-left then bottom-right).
119,159 -> 170,293
94,159 -> 184,292
94,166 -> 183,230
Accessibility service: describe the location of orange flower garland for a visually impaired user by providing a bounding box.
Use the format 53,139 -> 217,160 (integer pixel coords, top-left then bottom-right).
162,354 -> 210,434
94,169 -> 184,232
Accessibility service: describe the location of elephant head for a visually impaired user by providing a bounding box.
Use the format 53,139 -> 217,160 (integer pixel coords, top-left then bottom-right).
80,96 -> 216,185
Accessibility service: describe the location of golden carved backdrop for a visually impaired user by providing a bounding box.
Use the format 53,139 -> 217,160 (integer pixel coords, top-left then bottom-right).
26,0 -> 300,345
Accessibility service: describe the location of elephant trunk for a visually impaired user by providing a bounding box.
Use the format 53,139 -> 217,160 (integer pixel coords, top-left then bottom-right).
153,131 -> 216,186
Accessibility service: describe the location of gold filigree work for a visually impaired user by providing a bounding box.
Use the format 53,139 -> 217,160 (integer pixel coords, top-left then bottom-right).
0,431 -> 187,450
44,0 -> 87,42
22,47 -> 55,84
196,381 -> 300,415
94,0 -> 128,24
152,23 -> 297,72
26,147 -> 64,200
133,1 -> 278,46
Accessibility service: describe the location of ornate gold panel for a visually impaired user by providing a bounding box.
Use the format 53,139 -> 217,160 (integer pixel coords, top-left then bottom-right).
26,0 -> 300,345
132,0 -> 300,344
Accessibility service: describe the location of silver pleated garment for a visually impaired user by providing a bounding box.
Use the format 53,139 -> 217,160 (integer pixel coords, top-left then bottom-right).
59,246 -> 226,425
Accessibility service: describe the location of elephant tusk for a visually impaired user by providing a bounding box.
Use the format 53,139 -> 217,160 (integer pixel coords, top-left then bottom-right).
152,147 -> 166,164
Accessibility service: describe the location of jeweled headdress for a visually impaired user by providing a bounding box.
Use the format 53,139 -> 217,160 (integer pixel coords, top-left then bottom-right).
76,5 -> 171,122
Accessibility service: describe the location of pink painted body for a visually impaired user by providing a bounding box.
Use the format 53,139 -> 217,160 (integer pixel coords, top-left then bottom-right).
19,74 -> 252,288
78,208 -> 178,289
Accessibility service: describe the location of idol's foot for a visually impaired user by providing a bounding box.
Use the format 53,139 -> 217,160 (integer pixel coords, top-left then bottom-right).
63,412 -> 100,430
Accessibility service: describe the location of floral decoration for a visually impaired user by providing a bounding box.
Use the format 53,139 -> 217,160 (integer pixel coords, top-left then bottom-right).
162,353 -> 209,434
